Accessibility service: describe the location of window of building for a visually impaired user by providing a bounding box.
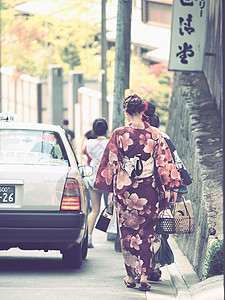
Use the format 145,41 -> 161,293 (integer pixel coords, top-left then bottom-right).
142,0 -> 173,27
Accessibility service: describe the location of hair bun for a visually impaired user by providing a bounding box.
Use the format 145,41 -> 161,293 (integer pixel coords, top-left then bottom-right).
123,94 -> 144,115
146,102 -> 155,117
92,118 -> 108,136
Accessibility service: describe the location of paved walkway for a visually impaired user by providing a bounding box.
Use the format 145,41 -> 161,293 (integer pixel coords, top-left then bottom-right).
91,229 -> 176,299
91,229 -> 224,300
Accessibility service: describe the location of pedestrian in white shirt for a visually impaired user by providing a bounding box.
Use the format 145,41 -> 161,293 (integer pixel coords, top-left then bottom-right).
86,118 -> 109,248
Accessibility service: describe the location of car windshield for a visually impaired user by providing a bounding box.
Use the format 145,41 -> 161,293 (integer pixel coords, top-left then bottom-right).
0,129 -> 69,166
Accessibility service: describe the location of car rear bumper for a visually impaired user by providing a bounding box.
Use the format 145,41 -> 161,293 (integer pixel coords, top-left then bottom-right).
0,211 -> 87,250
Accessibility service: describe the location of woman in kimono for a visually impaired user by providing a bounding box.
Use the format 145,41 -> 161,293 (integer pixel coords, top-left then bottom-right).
142,102 -> 192,281
94,94 -> 181,291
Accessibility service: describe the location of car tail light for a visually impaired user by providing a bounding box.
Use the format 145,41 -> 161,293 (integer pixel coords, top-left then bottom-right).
61,178 -> 81,210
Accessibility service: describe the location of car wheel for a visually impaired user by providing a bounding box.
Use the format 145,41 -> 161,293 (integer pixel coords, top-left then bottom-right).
82,231 -> 88,260
62,243 -> 82,269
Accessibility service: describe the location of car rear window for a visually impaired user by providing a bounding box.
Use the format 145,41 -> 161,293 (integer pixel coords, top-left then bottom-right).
0,129 -> 69,166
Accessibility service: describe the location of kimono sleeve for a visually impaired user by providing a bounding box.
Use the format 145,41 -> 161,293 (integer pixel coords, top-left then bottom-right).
154,135 -> 181,191
93,131 -> 119,192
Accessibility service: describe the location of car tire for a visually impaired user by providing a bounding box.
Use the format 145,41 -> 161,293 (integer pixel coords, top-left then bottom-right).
82,231 -> 88,260
62,243 -> 82,269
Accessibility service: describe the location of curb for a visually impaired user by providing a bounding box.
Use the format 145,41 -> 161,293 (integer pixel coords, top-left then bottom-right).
166,236 -> 201,299
166,263 -> 192,300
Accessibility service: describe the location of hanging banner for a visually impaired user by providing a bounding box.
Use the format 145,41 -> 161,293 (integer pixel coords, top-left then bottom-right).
168,0 -> 208,71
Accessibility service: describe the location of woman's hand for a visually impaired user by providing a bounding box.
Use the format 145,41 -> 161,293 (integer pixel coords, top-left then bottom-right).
169,189 -> 178,205
165,191 -> 170,202
107,192 -> 114,207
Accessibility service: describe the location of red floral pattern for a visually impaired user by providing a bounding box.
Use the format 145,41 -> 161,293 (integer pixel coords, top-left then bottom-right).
116,168 -> 132,191
124,192 -> 148,210
94,122 -> 181,277
118,132 -> 133,151
101,163 -> 115,185
121,210 -> 145,230
130,234 -> 142,250
143,139 -> 154,153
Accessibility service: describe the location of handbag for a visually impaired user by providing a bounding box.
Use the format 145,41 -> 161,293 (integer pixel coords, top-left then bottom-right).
106,205 -> 117,234
156,209 -> 176,234
95,205 -> 113,232
173,196 -> 194,234
152,234 -> 174,268
178,167 -> 192,185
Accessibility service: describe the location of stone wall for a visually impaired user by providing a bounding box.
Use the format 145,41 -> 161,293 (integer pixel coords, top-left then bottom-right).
204,0 -> 223,116
166,71 -> 223,279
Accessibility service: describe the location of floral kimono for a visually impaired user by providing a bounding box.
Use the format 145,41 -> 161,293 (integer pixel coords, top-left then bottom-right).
94,122 -> 181,278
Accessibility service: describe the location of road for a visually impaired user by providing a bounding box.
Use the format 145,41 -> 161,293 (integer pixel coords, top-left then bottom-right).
0,228 -> 177,300
0,230 -> 147,300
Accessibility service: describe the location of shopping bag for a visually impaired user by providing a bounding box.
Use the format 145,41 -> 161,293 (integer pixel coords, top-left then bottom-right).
95,206 -> 113,232
173,198 -> 193,216
107,205 -> 117,234
173,197 -> 194,234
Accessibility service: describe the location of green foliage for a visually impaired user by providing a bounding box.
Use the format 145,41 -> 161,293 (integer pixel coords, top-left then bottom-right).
205,239 -> 223,278
1,0 -> 172,124
2,0 -> 22,8
1,0 -> 101,78
129,59 -> 173,130
158,74 -> 171,85
60,43 -> 80,69
105,54 -> 172,129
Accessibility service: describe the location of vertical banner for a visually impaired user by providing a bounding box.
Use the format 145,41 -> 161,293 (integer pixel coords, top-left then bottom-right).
168,0 -> 208,71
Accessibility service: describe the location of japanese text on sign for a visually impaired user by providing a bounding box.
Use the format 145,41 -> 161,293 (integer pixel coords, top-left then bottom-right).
169,0 -> 208,71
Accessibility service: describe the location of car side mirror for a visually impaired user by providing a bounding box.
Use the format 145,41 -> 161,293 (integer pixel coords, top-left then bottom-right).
79,166 -> 93,177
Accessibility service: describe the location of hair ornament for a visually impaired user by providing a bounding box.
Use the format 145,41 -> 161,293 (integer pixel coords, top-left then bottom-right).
142,112 -> 151,122
143,101 -> 148,112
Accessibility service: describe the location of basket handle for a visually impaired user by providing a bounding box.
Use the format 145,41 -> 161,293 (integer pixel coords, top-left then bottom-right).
180,196 -> 190,216
182,196 -> 193,232
174,210 -> 185,216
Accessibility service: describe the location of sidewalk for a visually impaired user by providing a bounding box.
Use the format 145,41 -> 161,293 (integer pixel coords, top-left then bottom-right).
165,237 -> 224,300
91,229 -> 177,299
92,227 -> 224,300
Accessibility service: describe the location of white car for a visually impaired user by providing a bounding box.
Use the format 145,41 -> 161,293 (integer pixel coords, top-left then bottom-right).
0,114 -> 91,268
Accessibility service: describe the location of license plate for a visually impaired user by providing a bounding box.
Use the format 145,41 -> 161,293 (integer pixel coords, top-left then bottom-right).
0,186 -> 15,203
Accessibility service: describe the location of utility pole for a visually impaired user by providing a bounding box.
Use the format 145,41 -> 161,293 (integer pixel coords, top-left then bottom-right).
101,0 -> 108,121
112,0 -> 132,131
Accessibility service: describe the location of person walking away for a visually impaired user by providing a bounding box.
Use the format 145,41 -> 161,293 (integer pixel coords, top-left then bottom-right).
80,130 -> 97,212
94,94 -> 181,291
142,101 -> 192,281
82,130 -> 96,166
86,118 -> 109,248
142,106 -> 192,189
63,120 -> 76,150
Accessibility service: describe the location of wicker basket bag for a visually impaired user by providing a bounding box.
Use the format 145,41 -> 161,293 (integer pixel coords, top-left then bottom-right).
156,209 -> 176,234
173,197 -> 194,234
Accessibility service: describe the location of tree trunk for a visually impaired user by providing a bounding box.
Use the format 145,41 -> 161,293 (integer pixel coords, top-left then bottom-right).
112,0 -> 132,131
